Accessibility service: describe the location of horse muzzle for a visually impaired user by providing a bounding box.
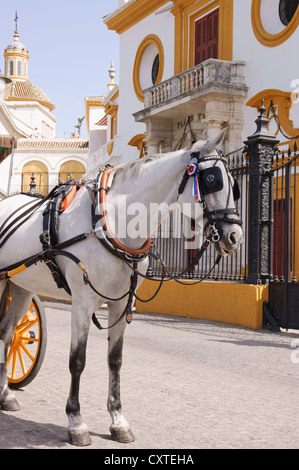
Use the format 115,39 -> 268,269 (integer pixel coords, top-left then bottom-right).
213,222 -> 243,256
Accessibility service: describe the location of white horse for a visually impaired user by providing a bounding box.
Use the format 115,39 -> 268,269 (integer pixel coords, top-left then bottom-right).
0,129 -> 243,446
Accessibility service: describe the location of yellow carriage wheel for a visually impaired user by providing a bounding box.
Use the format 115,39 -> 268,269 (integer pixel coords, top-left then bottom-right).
7,295 -> 47,389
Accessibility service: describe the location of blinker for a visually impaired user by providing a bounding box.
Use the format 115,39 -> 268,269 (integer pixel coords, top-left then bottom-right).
199,167 -> 223,196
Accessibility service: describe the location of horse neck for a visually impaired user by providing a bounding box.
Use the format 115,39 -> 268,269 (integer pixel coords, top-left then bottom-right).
107,150 -> 190,249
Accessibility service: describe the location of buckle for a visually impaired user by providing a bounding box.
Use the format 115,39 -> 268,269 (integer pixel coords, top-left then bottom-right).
209,223 -> 220,242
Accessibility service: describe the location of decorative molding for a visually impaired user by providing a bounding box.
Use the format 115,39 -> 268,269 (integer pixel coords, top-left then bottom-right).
104,0 -> 169,33
133,34 -> 164,102
251,0 -> 299,47
246,89 -> 299,145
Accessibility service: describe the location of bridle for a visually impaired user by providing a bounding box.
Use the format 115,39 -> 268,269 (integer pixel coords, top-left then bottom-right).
178,148 -> 243,242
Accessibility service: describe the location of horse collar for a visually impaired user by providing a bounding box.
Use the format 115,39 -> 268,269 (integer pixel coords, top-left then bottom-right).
93,167 -> 151,262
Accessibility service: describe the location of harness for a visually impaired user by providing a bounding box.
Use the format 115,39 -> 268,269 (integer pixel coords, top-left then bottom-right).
39,181 -> 80,295
0,149 -> 242,330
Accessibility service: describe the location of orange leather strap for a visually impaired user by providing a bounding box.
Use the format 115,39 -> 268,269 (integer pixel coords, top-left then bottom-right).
60,185 -> 77,212
100,168 -> 152,256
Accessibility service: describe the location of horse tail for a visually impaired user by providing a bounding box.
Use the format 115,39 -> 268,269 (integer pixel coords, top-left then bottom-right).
0,281 -> 11,322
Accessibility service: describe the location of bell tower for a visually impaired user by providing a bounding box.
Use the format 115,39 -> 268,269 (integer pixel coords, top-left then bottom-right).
4,12 -> 29,81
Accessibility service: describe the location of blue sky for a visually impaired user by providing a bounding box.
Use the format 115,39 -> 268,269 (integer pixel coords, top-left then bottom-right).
0,1 -> 119,138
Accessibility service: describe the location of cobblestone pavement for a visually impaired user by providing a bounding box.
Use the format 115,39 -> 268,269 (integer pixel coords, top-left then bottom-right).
0,300 -> 299,450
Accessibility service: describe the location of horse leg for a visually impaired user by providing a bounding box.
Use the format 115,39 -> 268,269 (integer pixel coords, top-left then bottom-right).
107,300 -> 135,443
0,283 -> 32,411
0,281 -> 10,322
66,302 -> 92,446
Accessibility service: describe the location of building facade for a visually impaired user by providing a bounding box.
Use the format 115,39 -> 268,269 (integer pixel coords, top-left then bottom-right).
86,0 -> 298,178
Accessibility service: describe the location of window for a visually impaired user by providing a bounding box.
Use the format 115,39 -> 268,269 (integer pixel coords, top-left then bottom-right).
195,9 -> 219,65
59,161 -> 86,183
279,0 -> 299,26
22,161 -> 48,195
252,0 -> 299,46
152,54 -> 160,85
17,60 -> 22,76
9,60 -> 13,76
133,34 -> 164,102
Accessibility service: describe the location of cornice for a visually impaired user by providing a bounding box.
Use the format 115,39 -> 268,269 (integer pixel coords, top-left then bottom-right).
104,0 -> 170,34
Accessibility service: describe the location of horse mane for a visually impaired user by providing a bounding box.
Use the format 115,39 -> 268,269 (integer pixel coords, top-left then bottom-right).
114,148 -> 188,181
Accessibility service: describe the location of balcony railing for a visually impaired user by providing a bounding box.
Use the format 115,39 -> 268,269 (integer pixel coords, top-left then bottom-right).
143,58 -> 247,109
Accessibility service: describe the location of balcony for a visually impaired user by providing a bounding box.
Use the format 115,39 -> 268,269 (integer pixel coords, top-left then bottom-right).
133,59 -> 248,154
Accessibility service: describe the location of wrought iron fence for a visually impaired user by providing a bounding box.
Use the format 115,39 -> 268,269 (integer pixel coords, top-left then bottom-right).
147,148 -> 249,282
272,145 -> 299,283
268,144 -> 299,329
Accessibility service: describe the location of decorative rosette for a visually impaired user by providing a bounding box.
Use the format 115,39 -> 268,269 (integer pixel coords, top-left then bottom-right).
188,158 -> 200,200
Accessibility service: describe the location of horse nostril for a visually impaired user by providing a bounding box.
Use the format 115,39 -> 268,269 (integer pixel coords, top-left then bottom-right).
228,232 -> 237,245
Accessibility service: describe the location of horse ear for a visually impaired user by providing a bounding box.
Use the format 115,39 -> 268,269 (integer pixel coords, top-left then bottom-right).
205,127 -> 228,153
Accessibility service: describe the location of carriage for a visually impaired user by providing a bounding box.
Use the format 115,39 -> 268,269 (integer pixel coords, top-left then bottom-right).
1,286 -> 46,389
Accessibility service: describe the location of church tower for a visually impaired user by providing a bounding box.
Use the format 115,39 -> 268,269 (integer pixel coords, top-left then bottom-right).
4,12 -> 29,81
3,12 -> 55,138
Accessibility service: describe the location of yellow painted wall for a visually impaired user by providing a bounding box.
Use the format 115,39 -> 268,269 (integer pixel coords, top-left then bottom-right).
136,281 -> 269,330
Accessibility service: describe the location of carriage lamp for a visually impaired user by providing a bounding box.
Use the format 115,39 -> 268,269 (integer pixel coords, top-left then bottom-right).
0,73 -> 11,99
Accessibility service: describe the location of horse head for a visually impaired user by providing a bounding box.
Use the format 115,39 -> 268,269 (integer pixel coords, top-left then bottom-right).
177,128 -> 243,256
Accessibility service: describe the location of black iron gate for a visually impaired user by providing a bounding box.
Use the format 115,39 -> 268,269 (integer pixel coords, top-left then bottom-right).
268,147 -> 299,329
244,101 -> 299,330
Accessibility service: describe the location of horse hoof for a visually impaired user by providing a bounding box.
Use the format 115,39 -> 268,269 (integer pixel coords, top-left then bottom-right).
110,426 -> 135,443
0,397 -> 21,411
68,429 -> 92,447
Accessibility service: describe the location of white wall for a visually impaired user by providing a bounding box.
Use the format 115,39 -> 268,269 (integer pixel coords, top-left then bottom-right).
0,157 -> 10,194
6,102 -> 56,138
117,9 -> 175,162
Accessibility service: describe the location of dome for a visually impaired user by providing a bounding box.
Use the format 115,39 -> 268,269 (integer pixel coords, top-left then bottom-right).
6,40 -> 27,51
6,30 -> 28,52
4,80 -> 55,111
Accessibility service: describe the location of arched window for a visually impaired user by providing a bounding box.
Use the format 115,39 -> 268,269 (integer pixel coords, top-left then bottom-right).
9,60 -> 13,76
279,0 -> 299,26
152,54 -> 160,85
17,60 -> 22,76
22,161 -> 49,195
59,161 -> 86,183
133,34 -> 164,102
